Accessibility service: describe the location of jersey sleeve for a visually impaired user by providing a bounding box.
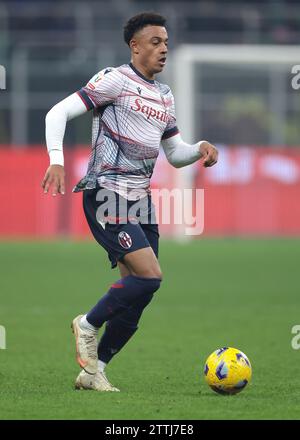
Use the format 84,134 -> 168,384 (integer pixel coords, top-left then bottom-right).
162,91 -> 179,140
77,67 -> 125,110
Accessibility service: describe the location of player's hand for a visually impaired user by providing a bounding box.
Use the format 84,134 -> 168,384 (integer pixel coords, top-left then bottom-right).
41,165 -> 65,196
199,141 -> 218,167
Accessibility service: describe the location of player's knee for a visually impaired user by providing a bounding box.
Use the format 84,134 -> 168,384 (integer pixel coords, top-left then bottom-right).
146,277 -> 161,294
134,276 -> 161,295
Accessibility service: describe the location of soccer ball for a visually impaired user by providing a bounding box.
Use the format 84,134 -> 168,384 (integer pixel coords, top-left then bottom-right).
204,347 -> 252,395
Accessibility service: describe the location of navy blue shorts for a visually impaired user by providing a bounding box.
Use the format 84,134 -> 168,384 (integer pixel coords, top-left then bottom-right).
83,186 -> 159,269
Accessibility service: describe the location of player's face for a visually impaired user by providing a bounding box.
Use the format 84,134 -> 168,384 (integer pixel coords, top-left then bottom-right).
130,26 -> 168,79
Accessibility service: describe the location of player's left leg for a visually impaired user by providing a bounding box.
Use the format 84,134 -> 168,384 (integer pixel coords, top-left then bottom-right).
96,284 -> 154,368
96,224 -> 159,367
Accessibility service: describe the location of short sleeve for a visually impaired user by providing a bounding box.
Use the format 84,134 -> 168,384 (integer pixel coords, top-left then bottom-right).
162,91 -> 179,140
76,67 -> 125,110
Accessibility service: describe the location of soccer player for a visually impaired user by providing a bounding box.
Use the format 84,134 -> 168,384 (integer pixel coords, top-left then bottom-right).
42,12 -> 218,392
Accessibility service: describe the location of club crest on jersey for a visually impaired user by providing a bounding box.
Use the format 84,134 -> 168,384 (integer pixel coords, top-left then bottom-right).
118,231 -> 132,249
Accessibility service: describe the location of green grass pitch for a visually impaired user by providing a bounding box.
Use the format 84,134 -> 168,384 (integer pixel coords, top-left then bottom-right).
0,238 -> 300,420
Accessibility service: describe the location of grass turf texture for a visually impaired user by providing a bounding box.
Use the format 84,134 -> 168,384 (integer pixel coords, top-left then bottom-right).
0,238 -> 299,420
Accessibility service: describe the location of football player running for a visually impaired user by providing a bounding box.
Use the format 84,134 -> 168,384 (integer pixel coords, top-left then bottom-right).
42,12 -> 218,392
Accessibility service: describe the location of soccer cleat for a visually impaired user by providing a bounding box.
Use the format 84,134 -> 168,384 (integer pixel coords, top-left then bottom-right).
75,369 -> 120,392
71,314 -> 98,375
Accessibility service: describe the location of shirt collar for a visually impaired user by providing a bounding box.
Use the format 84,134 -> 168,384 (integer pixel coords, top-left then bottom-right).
129,62 -> 155,84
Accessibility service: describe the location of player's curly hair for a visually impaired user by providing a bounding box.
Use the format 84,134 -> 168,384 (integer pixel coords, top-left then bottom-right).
123,12 -> 167,46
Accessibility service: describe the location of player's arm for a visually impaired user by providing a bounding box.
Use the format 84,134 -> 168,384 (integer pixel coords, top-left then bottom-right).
42,68 -> 124,196
161,133 -> 218,168
42,93 -> 89,196
161,88 -> 218,168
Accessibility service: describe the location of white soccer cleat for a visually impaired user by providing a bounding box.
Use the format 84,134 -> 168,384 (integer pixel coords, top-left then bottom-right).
75,369 -> 120,392
71,314 -> 98,375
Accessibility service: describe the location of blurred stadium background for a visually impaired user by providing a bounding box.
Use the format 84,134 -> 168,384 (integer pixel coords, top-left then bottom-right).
1,0 -> 300,420
1,0 -> 300,238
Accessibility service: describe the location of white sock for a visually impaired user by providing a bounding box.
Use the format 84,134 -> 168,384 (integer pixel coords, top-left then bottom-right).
80,314 -> 98,332
98,360 -> 107,373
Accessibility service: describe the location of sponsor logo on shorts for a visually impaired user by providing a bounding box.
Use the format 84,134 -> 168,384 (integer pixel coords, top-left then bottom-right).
118,231 -> 132,249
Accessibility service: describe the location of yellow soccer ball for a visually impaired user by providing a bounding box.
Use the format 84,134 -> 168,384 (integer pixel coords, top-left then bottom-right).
204,347 -> 252,395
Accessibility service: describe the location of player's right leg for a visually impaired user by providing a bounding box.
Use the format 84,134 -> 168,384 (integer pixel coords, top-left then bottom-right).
71,314 -> 98,374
